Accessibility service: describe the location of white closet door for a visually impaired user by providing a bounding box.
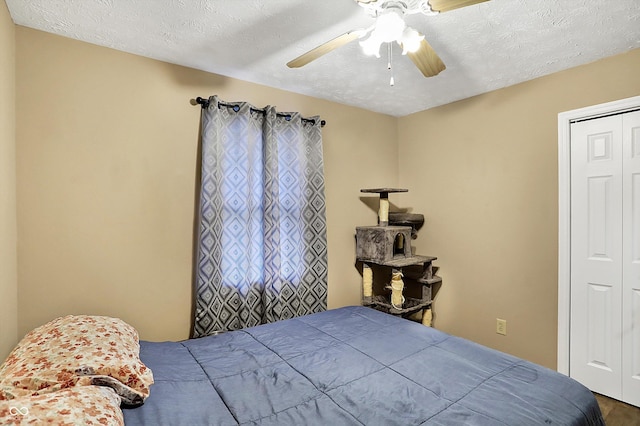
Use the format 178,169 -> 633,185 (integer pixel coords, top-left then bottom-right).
570,115 -> 623,399
622,110 -> 640,407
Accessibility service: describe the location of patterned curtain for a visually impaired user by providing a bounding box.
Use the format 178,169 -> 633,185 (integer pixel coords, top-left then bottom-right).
192,96 -> 328,337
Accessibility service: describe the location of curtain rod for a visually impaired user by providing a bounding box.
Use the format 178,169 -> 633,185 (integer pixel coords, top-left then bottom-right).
194,97 -> 326,127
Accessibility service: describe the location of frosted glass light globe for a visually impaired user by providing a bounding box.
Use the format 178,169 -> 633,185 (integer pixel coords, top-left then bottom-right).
400,27 -> 424,54
360,34 -> 383,57
375,10 -> 406,42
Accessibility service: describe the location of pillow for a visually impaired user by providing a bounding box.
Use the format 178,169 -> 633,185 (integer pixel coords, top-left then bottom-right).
0,385 -> 124,425
0,315 -> 153,405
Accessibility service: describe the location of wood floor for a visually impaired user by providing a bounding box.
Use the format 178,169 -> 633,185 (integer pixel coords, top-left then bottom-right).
594,393 -> 640,425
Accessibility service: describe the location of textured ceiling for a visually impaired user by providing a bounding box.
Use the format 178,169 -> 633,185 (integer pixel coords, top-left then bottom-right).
5,0 -> 640,117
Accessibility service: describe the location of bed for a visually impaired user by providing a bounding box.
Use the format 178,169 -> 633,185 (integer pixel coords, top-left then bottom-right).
1,306 -> 604,425
125,306 -> 602,425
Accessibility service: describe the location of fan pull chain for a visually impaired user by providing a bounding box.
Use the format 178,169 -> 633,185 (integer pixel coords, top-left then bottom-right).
387,43 -> 395,86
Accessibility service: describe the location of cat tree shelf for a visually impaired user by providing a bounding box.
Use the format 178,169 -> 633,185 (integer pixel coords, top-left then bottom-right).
359,255 -> 441,316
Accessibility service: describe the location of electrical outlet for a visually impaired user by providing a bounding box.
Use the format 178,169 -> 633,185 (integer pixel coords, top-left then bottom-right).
496,318 -> 507,336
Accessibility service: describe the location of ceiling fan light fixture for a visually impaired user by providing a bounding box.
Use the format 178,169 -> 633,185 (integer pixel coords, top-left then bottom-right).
359,7 -> 409,57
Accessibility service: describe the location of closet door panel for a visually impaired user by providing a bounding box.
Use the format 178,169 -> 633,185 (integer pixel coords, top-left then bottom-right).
622,110 -> 640,406
570,115 -> 623,399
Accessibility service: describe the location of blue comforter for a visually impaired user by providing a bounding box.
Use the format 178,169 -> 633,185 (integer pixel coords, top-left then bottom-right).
123,306 -> 603,425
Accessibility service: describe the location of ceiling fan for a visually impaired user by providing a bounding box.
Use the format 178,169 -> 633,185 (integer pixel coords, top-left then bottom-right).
287,0 -> 489,78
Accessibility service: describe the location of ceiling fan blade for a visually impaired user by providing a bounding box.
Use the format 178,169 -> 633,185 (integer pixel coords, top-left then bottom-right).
287,30 -> 365,68
428,0 -> 490,13
406,38 -> 446,77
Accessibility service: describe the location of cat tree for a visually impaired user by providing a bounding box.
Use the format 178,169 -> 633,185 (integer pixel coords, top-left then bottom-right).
356,188 -> 441,326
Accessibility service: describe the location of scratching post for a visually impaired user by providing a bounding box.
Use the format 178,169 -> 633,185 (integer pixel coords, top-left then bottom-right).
395,233 -> 404,251
389,270 -> 405,309
422,308 -> 432,327
362,263 -> 373,301
379,194 -> 389,225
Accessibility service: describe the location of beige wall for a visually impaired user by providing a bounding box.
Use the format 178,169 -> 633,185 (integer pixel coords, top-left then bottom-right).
15,27 -> 397,342
0,2 -> 17,361
398,49 -> 640,368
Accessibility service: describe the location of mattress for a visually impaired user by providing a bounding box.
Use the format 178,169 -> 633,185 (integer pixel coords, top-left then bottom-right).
123,306 -> 603,425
